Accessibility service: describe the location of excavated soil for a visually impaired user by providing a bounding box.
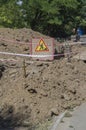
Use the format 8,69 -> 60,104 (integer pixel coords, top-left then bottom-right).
0,28 -> 86,130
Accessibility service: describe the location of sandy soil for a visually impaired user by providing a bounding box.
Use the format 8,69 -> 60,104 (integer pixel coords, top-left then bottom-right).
0,28 -> 86,130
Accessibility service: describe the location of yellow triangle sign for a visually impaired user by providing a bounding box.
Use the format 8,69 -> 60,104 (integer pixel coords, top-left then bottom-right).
35,39 -> 49,52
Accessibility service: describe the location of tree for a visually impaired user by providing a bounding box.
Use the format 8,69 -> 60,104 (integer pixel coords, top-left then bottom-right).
21,0 -> 79,37
0,0 -> 85,37
79,0 -> 86,27
0,0 -> 24,28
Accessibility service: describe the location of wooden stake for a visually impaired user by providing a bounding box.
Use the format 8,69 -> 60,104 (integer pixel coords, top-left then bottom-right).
23,59 -> 26,78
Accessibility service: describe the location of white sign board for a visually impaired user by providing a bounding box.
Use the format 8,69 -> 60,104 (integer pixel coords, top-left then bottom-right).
31,38 -> 54,60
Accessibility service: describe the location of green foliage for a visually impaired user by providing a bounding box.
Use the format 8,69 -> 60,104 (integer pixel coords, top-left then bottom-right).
0,0 -> 86,37
79,0 -> 86,27
0,0 -> 25,28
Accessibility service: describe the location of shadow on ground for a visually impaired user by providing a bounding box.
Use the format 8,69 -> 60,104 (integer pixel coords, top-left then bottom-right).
0,64 -> 5,79
0,104 -> 34,130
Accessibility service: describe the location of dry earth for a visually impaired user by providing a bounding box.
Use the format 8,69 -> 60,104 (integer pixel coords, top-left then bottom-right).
0,28 -> 86,130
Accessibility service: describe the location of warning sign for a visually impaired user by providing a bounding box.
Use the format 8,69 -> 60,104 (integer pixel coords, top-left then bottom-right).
35,39 -> 49,52
31,38 -> 54,60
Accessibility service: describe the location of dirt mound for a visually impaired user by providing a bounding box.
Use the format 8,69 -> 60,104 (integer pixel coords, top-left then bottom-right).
0,28 -> 86,129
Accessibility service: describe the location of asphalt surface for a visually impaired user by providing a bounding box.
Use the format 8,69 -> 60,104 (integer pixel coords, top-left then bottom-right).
57,103 -> 86,130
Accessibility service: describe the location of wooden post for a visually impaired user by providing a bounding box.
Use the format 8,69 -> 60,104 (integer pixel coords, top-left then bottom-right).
23,59 -> 26,78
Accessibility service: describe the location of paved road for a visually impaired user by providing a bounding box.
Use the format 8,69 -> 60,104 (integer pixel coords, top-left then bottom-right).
57,103 -> 86,130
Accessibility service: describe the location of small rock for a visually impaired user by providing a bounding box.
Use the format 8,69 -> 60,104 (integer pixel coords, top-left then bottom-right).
36,109 -> 40,114
40,90 -> 48,97
43,77 -> 48,82
50,108 -> 59,116
1,43 -> 7,47
25,39 -> 29,42
0,70 -> 2,78
0,65 -> 5,71
28,88 -> 37,94
53,86 -> 56,89
8,62 -> 17,67
70,89 -> 76,94
16,38 -> 20,42
61,94 -> 70,101
23,47 -> 29,51
57,82 -> 61,86
23,121 -> 30,127
24,83 -> 29,89
21,98 -> 25,102
36,63 -> 44,67
75,79 -> 80,83
73,70 -> 79,74
65,112 -> 72,117
0,89 -> 3,97
9,69 -> 17,75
